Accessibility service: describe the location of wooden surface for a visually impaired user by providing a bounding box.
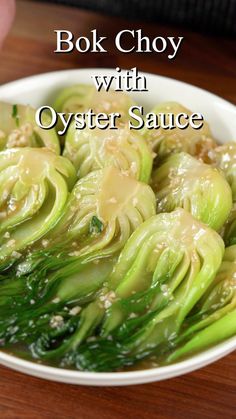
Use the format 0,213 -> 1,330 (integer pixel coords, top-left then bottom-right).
0,1 -> 236,418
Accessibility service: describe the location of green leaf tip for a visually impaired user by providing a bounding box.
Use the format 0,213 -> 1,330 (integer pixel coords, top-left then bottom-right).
12,104 -> 19,127
89,216 -> 104,234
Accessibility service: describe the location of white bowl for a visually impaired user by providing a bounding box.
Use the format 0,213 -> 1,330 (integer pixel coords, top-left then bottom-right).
0,69 -> 236,386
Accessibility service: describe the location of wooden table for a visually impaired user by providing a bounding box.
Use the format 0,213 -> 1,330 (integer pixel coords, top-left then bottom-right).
0,1 -> 236,418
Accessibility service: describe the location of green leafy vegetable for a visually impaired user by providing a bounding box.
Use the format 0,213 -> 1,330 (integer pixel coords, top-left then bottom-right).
0,148 -> 76,268
15,166 -> 156,278
209,143 -> 236,244
21,208 -> 224,370
69,209 -> 224,371
12,104 -> 19,127
0,101 -> 60,153
223,205 -> 236,245
152,152 -> 232,231
51,166 -> 156,258
143,102 -> 216,163
0,255 -> 116,349
209,143 -> 236,200
53,84 -> 135,126
63,123 -> 153,182
167,245 -> 236,362
89,216 -> 104,234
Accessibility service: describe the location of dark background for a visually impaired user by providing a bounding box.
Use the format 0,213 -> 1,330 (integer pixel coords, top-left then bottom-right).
41,0 -> 236,35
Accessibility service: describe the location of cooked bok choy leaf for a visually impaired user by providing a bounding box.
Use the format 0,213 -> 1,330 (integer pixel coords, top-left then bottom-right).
152,152 -> 232,231
143,102 -> 216,163
17,166 -> 156,275
63,123 -> 153,182
74,209 -> 224,370
223,205 -> 236,246
28,208 -> 224,370
208,143 -> 236,201
42,166 -> 156,256
53,84 -> 134,126
100,208 -> 224,336
168,245 -> 236,362
0,176 -> 154,357
208,143 -> 236,244
0,254 -> 116,348
0,102 -> 60,154
0,148 -> 76,268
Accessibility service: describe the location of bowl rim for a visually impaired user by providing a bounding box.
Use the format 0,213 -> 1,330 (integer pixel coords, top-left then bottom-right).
0,68 -> 236,385
0,335 -> 236,385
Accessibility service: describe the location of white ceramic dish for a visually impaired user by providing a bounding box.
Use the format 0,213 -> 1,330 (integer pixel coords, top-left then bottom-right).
0,69 -> 236,386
